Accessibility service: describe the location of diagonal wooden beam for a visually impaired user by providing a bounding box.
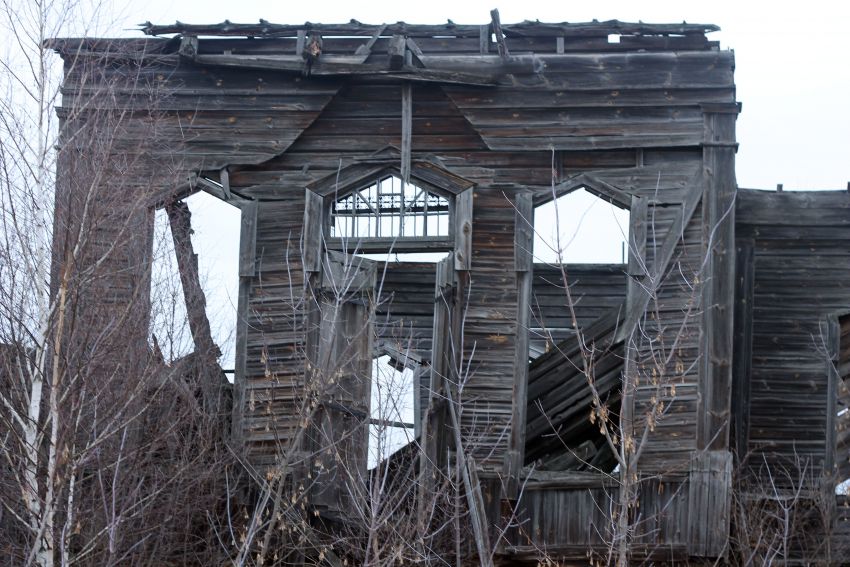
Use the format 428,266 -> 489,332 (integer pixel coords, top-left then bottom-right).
616,177 -> 703,343
355,24 -> 387,56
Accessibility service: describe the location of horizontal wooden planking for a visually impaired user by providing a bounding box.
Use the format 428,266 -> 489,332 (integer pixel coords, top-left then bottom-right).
530,264 -> 627,355
446,87 -> 734,110
629,203 -> 704,470
431,51 -> 734,89
737,189 -> 850,483
241,198 -> 309,459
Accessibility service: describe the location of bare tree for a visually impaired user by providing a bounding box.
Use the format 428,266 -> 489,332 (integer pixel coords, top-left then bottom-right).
0,2 -> 236,565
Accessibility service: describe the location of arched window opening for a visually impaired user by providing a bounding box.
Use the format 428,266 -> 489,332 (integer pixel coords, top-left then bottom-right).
533,187 -> 629,265
330,175 -> 450,240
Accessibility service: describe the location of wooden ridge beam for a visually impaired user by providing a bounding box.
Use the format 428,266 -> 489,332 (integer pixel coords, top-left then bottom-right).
140,19 -> 719,39
190,52 -> 497,84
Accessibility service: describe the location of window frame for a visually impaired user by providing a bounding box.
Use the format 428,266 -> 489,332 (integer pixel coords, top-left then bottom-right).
325,173 -> 456,253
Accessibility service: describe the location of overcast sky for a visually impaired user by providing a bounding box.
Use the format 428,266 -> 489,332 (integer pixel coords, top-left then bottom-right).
91,0 -> 850,369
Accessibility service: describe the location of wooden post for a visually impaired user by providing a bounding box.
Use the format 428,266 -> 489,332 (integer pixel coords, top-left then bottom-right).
508,191 -> 533,497
231,200 -> 257,449
388,34 -> 406,70
401,83 -> 412,184
697,103 -> 739,452
490,9 -> 510,59
689,103 -> 738,558
454,188 -> 473,271
824,315 -> 840,479
302,189 -> 324,273
731,239 -> 754,460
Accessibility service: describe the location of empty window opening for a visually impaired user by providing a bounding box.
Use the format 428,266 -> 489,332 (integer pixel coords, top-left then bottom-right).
150,209 -> 192,362
149,192 -> 240,380
368,353 -> 417,469
330,175 -> 450,239
533,187 -> 629,265
184,192 -> 240,376
357,251 -> 449,263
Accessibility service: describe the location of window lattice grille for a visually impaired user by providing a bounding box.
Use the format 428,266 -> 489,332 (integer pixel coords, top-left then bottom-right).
330,176 -> 450,239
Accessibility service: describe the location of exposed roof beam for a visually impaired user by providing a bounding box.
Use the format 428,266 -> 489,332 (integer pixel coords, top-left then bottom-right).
140,19 -> 719,38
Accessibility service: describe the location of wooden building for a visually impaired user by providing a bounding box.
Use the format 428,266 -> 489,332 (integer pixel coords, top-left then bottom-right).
49,14 -> 850,565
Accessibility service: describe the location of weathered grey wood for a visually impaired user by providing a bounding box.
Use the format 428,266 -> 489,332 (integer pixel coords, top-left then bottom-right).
354,24 -> 387,56
479,25 -> 489,54
622,196 -> 647,450
490,9 -> 510,59
302,189 -> 324,273
309,252 -> 375,516
514,192 -> 533,272
454,188 -> 473,271
627,196 -> 647,277
542,172 -> 633,209
307,159 -> 474,198
177,35 -> 198,58
191,53 -> 496,85
508,191 -> 534,495
405,37 -> 424,63
238,201 -> 257,277
419,256 -> 455,524
219,167 -> 232,200
687,450 -> 733,556
142,19 -> 719,39
52,18 -> 821,561
825,315 -> 840,477
698,106 -> 738,452
295,30 -> 306,56
231,200 -> 258,451
617,175 -> 702,343
731,239 -> 754,459
388,34 -> 406,70
401,83 -> 412,183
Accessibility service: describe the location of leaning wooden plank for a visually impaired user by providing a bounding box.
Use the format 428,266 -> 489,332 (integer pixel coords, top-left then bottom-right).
490,9 -> 510,59
355,24 -> 387,56
165,200 -> 221,362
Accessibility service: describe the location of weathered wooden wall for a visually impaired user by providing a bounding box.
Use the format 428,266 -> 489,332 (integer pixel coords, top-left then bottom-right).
51,18 -> 785,561
736,189 -> 850,483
